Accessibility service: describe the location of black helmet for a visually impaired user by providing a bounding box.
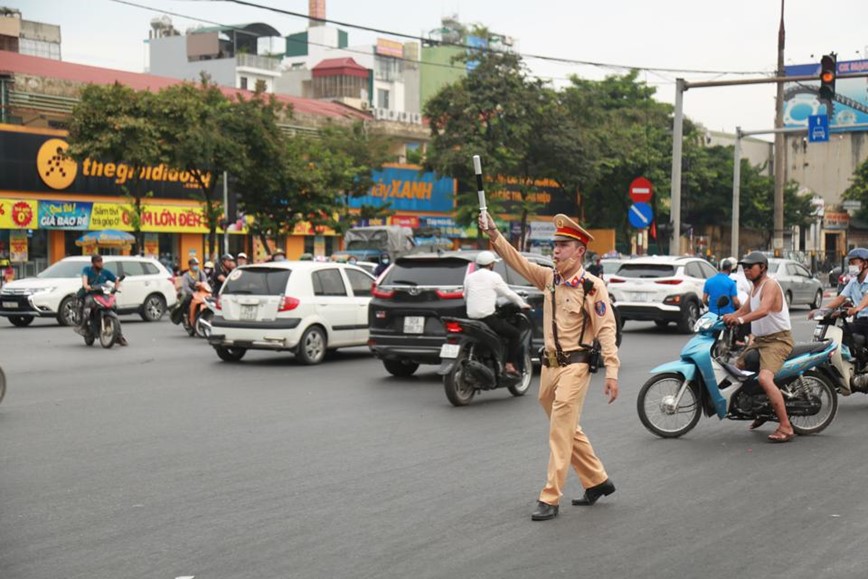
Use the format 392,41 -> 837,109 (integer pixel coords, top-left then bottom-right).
738,251 -> 768,267
220,253 -> 234,262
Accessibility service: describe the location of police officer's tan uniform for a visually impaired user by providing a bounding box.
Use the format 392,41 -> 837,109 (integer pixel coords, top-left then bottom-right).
488,215 -> 619,508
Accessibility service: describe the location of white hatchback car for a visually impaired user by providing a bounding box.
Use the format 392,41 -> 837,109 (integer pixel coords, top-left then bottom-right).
0,255 -> 178,327
607,256 -> 717,333
208,261 -> 375,364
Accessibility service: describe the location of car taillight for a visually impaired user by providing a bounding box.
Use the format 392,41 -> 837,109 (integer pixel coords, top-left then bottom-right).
445,320 -> 463,333
609,277 -> 625,283
372,284 -> 395,299
655,279 -> 683,285
436,289 -> 464,299
279,296 -> 300,311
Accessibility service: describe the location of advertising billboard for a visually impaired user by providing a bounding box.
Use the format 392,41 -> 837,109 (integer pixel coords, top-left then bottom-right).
784,59 -> 868,131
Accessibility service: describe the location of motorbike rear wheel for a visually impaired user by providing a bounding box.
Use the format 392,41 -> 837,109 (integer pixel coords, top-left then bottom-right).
99,315 -> 118,349
507,349 -> 533,397
444,357 -> 476,407
637,372 -> 702,438
789,371 -> 838,435
0,366 -> 6,405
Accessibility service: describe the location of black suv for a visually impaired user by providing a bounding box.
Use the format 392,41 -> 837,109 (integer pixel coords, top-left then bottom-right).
368,250 -> 556,377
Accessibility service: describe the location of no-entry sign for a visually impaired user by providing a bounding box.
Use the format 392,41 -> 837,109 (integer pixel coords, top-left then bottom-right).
629,177 -> 653,203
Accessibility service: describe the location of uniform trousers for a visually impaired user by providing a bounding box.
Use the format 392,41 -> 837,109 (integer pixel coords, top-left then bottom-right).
538,362 -> 608,506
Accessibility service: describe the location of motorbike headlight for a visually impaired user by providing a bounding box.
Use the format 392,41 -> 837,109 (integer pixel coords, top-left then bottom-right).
693,316 -> 715,333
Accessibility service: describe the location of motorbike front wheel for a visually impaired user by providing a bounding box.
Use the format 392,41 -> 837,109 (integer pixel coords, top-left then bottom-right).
0,366 -> 6,405
789,371 -> 838,435
99,315 -> 119,349
195,309 -> 214,339
637,372 -> 702,438
444,358 -> 476,407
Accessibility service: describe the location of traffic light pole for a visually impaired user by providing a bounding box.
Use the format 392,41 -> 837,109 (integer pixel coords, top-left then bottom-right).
668,71 -> 868,256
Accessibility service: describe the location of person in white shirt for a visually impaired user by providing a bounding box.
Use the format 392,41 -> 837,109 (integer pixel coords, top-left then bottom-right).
464,251 -> 530,375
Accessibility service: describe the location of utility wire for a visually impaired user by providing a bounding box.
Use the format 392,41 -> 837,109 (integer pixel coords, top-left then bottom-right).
219,0 -> 771,76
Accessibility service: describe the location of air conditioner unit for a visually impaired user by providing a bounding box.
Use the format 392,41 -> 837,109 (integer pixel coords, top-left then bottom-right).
360,101 -> 370,111
375,108 -> 387,120
410,112 -> 422,124
387,109 -> 398,121
398,111 -> 409,123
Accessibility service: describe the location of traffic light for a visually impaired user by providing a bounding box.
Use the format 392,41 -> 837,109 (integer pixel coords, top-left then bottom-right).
818,53 -> 837,102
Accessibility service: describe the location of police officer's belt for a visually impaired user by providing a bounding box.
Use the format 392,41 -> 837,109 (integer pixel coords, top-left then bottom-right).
542,349 -> 591,368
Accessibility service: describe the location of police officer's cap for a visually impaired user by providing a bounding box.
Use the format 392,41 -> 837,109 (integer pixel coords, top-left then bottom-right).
552,214 -> 594,245
738,251 -> 768,267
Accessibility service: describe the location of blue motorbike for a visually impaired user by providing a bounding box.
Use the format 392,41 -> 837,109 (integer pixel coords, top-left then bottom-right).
637,299 -> 839,438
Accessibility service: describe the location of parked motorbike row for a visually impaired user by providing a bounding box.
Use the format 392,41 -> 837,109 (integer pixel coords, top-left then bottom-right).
637,296 -> 868,440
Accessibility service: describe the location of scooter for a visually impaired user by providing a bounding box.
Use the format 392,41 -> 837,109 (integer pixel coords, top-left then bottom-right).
78,275 -> 125,349
637,297 -> 839,438
811,302 -> 868,396
182,281 -> 213,338
438,302 -> 533,407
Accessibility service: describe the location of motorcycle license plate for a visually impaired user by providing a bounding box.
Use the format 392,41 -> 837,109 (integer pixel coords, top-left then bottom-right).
241,305 -> 258,321
813,326 -> 823,340
403,316 -> 425,334
2,301 -> 17,308
440,343 -> 460,359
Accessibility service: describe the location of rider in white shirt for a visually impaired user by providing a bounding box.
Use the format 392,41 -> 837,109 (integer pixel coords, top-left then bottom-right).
464,251 -> 530,375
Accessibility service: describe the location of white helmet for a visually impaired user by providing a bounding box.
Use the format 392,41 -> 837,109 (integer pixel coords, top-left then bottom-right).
476,250 -> 499,266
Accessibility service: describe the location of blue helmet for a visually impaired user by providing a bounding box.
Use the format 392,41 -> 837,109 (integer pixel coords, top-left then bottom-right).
847,248 -> 868,261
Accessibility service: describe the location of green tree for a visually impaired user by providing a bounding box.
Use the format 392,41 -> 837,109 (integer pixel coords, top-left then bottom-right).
68,83 -> 162,251
843,158 -> 868,221
154,79 -> 239,257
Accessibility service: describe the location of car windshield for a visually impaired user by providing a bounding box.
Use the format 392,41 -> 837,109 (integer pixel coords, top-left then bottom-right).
381,260 -> 469,286
616,263 -> 676,278
222,267 -> 291,295
37,261 -> 87,278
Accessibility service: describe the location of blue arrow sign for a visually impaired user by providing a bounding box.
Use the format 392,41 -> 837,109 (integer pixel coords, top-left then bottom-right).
629,202 -> 653,229
808,114 -> 829,143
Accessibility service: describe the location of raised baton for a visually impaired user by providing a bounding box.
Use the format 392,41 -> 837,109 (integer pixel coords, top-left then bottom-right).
473,155 -> 486,213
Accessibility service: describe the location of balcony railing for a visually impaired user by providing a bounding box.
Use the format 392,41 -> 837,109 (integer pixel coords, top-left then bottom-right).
236,53 -> 280,72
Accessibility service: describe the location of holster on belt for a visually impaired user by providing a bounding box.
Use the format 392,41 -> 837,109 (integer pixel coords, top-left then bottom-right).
541,349 -> 591,368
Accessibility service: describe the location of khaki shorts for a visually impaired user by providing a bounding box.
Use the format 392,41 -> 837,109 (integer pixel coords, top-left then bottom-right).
738,330 -> 794,375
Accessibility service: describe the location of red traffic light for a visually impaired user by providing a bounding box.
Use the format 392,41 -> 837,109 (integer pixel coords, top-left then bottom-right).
818,53 -> 837,103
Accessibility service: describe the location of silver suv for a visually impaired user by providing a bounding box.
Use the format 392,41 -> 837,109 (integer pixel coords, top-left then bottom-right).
608,256 -> 717,333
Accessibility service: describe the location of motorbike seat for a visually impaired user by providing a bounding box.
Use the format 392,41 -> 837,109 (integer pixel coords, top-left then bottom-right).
785,342 -> 829,360
443,317 -> 500,341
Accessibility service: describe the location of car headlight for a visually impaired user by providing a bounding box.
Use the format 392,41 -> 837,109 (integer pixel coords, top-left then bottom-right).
693,316 -> 715,333
29,287 -> 57,295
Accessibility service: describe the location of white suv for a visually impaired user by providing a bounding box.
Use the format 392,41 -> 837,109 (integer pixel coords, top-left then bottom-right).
208,261 -> 375,364
607,256 -> 717,333
0,256 -> 177,327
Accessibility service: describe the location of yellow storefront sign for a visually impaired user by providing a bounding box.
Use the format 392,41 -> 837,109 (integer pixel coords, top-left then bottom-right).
0,199 -> 38,229
89,202 -> 246,234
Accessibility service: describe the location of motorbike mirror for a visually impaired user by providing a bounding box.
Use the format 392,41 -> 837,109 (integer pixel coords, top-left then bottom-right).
716,296 -> 730,308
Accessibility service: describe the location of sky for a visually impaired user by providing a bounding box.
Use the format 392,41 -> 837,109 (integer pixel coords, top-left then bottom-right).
4,0 -> 867,139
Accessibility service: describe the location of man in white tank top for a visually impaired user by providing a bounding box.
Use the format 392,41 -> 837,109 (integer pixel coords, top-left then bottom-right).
722,252 -> 795,443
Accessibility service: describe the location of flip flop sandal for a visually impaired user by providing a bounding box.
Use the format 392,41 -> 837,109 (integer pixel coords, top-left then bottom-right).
749,418 -> 768,430
768,430 -> 795,443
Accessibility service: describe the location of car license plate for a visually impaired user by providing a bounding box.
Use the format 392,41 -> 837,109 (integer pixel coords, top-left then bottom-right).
403,316 -> 425,334
439,343 -> 460,358
241,305 -> 257,321
632,293 -> 649,302
2,301 -> 17,308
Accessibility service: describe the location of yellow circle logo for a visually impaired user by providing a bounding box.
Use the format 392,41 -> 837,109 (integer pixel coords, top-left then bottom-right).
37,138 -> 78,190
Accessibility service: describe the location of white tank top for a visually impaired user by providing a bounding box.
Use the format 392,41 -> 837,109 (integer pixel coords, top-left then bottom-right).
750,278 -> 791,336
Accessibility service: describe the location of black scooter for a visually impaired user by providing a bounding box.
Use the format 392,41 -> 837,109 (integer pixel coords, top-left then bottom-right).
438,302 -> 533,406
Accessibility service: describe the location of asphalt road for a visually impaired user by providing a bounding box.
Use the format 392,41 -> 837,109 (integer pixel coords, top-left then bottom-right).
2,309 -> 868,579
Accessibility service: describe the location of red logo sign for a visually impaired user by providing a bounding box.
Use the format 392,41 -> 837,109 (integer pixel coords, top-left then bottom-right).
629,177 -> 653,203
12,202 -> 34,227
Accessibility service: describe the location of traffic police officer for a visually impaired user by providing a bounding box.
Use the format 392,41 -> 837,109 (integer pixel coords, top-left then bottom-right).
479,211 -> 620,521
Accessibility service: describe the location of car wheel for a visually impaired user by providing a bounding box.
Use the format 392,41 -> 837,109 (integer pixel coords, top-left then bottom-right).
215,346 -> 246,362
8,315 -> 33,327
140,294 -> 166,322
811,289 -> 823,310
676,301 -> 700,334
57,296 -> 79,326
785,291 -> 793,308
383,359 -> 420,377
297,326 -> 327,365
